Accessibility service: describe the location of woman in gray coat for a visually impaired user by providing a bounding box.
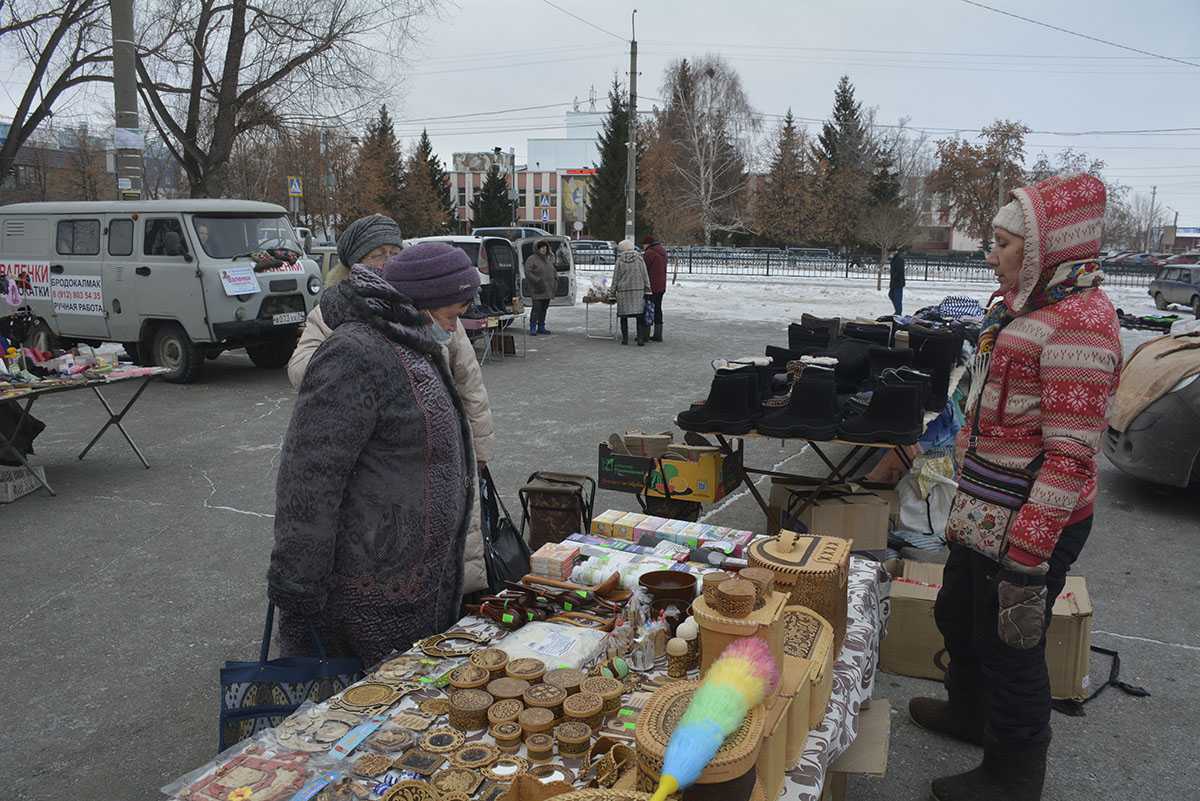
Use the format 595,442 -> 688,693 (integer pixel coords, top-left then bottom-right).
524,240 -> 557,336
611,238 -> 651,346
268,244 -> 479,665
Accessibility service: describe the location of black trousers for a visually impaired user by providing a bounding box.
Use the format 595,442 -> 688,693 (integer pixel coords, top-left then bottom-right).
530,298 -> 550,327
651,291 -> 665,325
934,516 -> 1091,745
619,314 -> 648,341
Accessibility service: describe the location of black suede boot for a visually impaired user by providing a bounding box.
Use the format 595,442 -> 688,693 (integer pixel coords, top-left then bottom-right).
636,319 -> 648,346
910,324 -> 964,411
868,346 -> 914,386
930,738 -> 1048,801
838,380 -> 923,445
909,698 -> 984,747
789,322 -> 835,351
801,313 -> 841,341
755,366 -> 839,440
676,371 -> 758,434
842,321 -> 892,347
833,337 -> 875,394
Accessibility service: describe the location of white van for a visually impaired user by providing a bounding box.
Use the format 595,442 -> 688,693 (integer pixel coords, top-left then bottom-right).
0,199 -> 322,382
515,234 -> 576,306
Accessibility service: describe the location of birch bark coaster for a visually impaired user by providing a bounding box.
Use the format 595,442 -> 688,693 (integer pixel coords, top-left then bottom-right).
448,663 -> 491,690
737,567 -> 775,609
490,721 -> 524,753
419,727 -> 465,754
523,682 -> 567,717
530,764 -> 577,785
524,733 -> 555,762
580,676 -> 625,715
418,698 -> 450,717
701,570 -> 735,606
450,743 -> 500,770
712,578 -> 756,619
505,657 -> 546,683
487,677 -> 531,701
554,720 -> 592,756
518,706 -> 556,737
393,749 -> 446,777
470,647 -> 510,679
563,692 -> 604,732
380,780 -> 439,801
431,767 -> 484,796
448,688 -> 493,731
351,752 -> 394,778
484,755 -> 530,783
543,667 -> 586,695
487,697 -> 525,726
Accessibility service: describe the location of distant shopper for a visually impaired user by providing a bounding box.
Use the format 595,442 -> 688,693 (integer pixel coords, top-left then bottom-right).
888,249 -> 906,315
269,244 -> 480,664
911,174 -> 1120,801
643,235 -> 668,342
612,238 -> 651,346
525,240 -> 556,335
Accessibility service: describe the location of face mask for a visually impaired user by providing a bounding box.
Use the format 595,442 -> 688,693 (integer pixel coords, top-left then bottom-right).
429,319 -> 452,345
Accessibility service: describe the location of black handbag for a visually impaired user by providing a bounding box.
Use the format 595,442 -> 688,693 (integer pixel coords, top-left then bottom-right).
480,465 -> 532,593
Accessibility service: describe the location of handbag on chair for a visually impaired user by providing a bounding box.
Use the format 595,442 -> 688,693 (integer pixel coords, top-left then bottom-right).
480,465 -> 532,593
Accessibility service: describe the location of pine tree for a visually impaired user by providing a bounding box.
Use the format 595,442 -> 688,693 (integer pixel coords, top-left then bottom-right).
813,76 -> 868,171
810,76 -> 873,251
588,78 -> 651,242
868,146 -> 901,207
397,142 -> 450,237
347,105 -> 405,221
470,165 -> 515,227
756,109 -> 809,244
416,129 -> 454,226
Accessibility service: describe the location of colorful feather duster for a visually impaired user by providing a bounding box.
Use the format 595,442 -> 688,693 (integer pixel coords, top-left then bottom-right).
648,637 -> 779,801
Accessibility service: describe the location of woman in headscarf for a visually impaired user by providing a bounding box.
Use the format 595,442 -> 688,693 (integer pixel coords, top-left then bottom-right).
611,238 -> 651,346
524,239 -> 557,336
289,215 -> 495,598
268,243 -> 480,664
911,174 -> 1121,801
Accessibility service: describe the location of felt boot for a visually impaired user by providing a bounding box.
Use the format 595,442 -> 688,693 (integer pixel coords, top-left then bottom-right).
842,321 -> 892,347
868,346 -> 915,386
838,380 -> 923,445
909,698 -> 984,747
676,371 -> 758,435
755,365 -> 839,440
930,739 -> 1048,801
909,324 -> 963,411
789,322 -> 835,352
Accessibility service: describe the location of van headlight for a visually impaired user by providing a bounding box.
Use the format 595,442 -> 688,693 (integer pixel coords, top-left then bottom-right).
307,274 -> 323,295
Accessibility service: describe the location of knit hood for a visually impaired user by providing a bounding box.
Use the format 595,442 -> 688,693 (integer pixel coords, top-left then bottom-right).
320,265 -> 439,355
617,250 -> 643,266
1006,173 -> 1106,313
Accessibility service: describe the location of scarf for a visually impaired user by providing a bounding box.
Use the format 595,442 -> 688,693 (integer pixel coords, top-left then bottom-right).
966,259 -> 1105,412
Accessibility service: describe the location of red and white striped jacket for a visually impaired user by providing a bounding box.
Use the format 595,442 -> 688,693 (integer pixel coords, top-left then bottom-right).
955,287 -> 1122,564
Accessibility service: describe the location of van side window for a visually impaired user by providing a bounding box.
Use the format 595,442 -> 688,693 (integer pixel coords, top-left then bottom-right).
144,218 -> 189,257
56,220 -> 101,255
108,219 -> 134,256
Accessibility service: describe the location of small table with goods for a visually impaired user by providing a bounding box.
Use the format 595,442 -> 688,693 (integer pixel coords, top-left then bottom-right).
463,313 -> 529,364
583,300 -> 616,341
170,527 -> 889,801
1,365 -> 170,498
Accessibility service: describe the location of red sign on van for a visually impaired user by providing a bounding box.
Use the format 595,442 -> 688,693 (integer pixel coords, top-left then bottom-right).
0,261 -> 51,301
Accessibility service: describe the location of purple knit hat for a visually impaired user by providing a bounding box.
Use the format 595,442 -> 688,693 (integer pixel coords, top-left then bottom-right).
382,242 -> 479,309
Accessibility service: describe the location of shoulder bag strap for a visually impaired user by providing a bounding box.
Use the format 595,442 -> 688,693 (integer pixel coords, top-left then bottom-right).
261,601 -> 328,662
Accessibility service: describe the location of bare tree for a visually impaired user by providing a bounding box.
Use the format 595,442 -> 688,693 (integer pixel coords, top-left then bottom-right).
660,55 -> 758,243
133,0 -> 435,197
0,0 -> 112,184
858,201 -> 922,289
62,125 -> 111,200
1131,191 -> 1170,251
928,120 -> 1030,250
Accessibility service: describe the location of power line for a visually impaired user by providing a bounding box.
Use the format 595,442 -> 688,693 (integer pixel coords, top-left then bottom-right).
537,0 -> 625,42
392,102 -> 575,124
639,39 -> 1200,62
957,0 -> 1200,69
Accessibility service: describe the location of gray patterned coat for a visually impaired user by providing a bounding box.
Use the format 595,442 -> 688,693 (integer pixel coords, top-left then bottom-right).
612,250 -> 651,317
268,266 -> 474,666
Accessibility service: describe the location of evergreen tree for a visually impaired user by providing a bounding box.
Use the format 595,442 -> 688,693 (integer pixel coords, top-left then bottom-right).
347,105 -> 405,221
756,109 -> 809,244
813,76 -> 869,171
588,77 -> 650,241
397,141 -> 450,237
810,76 -> 873,251
868,146 -> 901,207
416,128 -> 455,226
470,165 -> 515,227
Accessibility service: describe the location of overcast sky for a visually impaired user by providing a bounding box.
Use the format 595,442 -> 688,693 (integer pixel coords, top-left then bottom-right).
393,0 -> 1200,224
3,0 -> 1198,223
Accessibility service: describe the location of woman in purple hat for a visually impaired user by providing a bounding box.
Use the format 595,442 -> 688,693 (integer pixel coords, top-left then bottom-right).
268,242 -> 480,664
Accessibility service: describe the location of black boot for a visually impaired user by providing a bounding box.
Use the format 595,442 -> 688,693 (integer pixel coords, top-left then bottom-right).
801,313 -> 841,341
930,739 -> 1048,801
755,365 -> 840,440
789,322 -> 835,351
833,337 -> 875,394
882,366 -> 933,410
676,371 -> 758,434
842,321 -> 892,347
620,318 -> 629,345
909,698 -> 984,747
867,346 -> 914,386
910,324 -> 964,411
838,380 -> 923,445
636,320 -> 648,346
651,323 -> 663,342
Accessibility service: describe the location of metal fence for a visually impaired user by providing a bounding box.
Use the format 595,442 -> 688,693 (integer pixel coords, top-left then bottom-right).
573,246 -> 1155,288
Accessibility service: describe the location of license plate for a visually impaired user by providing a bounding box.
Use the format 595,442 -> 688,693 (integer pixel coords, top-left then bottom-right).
273,311 -> 306,325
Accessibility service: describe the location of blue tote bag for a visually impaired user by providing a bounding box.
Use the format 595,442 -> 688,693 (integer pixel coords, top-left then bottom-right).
219,602 -> 363,751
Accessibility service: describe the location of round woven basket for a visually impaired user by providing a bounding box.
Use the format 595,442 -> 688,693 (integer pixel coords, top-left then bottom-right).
544,667 -> 586,695
448,689 -> 492,731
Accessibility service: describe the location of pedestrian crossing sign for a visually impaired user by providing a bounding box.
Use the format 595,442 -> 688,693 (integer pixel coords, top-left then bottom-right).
541,209 -> 550,222
287,176 -> 303,197
540,194 -> 551,208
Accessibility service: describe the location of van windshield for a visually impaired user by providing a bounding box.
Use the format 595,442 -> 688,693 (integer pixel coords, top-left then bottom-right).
191,215 -> 303,259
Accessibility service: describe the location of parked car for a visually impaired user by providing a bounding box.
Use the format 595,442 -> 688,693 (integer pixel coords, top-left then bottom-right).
1105,369 -> 1200,488
405,235 -> 497,284
787,247 -> 835,260
0,199 -> 321,382
1164,252 -> 1200,266
570,239 -> 616,266
471,226 -> 547,241
1148,265 -> 1200,316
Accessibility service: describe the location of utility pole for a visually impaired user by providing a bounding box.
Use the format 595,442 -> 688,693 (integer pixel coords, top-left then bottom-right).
110,0 -> 143,200
624,9 -> 638,241
1145,185 -> 1157,252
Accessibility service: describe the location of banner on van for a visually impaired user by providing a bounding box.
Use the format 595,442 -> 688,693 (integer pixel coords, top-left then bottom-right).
0,261 -> 51,301
51,275 -> 104,316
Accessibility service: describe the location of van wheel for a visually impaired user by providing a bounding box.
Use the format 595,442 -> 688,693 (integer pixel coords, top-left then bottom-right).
28,320 -> 57,353
152,322 -> 204,383
1154,292 -> 1168,310
246,335 -> 297,369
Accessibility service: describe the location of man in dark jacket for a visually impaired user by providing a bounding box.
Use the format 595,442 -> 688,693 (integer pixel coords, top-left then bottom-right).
888,249 -> 906,315
642,236 -> 669,342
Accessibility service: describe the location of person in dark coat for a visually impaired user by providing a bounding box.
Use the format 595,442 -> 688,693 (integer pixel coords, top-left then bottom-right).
524,240 -> 556,335
888,249 -> 906,315
267,243 -> 479,666
642,236 -> 668,341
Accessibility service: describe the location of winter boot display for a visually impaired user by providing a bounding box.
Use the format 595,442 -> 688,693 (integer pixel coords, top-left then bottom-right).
842,321 -> 892,347
755,365 -> 840,440
909,324 -> 963,411
833,336 -> 875,394
788,322 -> 835,352
676,371 -> 759,434
930,738 -> 1048,801
868,346 -> 915,386
714,357 -> 775,410
801,313 -> 841,341
908,697 -> 984,747
838,379 -> 924,445
766,345 -> 805,373
882,366 -> 934,411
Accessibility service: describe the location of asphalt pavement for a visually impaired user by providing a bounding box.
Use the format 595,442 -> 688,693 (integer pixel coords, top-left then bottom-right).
1,297 -> 1195,800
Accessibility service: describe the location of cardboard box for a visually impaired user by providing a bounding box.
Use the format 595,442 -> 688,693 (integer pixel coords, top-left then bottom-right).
820,700 -> 891,801
598,443 -> 742,504
768,481 -> 890,550
0,464 -> 49,504
590,509 -> 624,538
879,561 -> 1094,700
612,512 -> 646,541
